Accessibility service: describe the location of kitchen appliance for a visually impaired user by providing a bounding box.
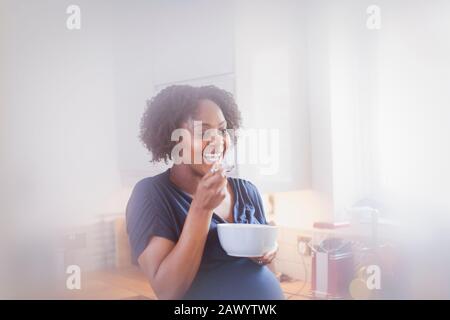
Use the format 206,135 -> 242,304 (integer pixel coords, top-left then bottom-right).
310,222 -> 354,299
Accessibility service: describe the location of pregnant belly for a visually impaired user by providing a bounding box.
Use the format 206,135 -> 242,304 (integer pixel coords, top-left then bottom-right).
183,259 -> 285,300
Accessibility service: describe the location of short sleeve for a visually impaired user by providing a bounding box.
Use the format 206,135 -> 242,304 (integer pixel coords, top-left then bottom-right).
126,180 -> 178,263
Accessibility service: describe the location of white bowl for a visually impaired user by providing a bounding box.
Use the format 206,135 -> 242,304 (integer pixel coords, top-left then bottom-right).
217,223 -> 278,257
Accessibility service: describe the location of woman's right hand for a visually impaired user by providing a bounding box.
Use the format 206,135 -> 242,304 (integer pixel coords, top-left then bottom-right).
191,165 -> 228,214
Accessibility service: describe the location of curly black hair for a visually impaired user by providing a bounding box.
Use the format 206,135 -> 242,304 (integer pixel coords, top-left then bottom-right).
140,85 -> 241,163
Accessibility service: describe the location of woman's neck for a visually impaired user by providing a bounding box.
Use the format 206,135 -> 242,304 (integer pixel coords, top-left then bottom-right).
169,164 -> 202,196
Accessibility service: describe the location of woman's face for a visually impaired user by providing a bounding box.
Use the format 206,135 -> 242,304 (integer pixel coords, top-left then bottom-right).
183,99 -> 230,177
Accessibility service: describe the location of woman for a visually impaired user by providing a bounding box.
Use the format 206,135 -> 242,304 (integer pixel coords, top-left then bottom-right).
126,85 -> 284,300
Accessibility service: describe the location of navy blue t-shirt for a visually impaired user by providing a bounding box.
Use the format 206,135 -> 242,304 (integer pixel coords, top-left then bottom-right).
126,169 -> 284,300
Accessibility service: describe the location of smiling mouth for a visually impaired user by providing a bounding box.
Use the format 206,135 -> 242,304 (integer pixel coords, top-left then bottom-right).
203,151 -> 222,164
203,139 -> 225,165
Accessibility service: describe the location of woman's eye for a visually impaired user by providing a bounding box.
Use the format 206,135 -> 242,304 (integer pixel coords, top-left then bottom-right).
202,128 -> 228,137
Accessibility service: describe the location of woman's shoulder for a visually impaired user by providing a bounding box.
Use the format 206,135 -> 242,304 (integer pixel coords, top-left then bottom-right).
126,170 -> 175,223
126,171 -> 173,217
131,170 -> 170,197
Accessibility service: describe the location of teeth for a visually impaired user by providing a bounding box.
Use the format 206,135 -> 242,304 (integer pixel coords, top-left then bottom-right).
204,152 -> 221,163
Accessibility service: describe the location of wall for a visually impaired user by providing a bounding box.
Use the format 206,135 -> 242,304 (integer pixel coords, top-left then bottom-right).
234,0 -> 311,193
0,0 -> 121,230
375,0 -> 450,222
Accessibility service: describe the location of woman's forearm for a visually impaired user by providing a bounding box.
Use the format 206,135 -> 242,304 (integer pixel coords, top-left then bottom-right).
152,206 -> 212,299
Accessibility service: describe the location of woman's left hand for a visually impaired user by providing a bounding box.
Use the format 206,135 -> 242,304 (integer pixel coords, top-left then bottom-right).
250,245 -> 278,266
